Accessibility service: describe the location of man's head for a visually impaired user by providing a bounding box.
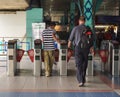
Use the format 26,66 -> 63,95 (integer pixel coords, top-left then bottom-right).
46,22 -> 56,29
49,22 -> 56,29
79,16 -> 85,25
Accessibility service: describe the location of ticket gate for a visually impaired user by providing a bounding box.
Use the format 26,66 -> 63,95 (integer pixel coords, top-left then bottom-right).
34,39 -> 42,76
100,40 -> 120,76
86,54 -> 93,76
111,43 -> 120,76
59,41 -> 68,76
7,40 -> 17,76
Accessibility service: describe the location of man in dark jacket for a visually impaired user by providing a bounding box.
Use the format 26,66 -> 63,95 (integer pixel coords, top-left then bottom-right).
68,16 -> 94,87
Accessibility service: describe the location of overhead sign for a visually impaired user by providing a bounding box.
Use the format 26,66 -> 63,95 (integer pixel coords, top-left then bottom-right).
96,16 -> 120,24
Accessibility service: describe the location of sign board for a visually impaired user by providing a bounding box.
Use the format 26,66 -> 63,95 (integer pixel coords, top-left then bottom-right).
32,23 -> 46,40
96,16 -> 120,24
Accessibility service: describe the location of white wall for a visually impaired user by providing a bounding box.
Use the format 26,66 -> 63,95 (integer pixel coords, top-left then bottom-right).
0,11 -> 26,39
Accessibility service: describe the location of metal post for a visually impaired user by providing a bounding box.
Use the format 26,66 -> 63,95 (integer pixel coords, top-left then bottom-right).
119,0 -> 120,16
95,0 -> 103,12
75,0 -> 83,16
70,1 -> 75,32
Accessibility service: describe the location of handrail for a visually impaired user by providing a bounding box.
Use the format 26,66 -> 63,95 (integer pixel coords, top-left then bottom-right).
0,37 -> 33,54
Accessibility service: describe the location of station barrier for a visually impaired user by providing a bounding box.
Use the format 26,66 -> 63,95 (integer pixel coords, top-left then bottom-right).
7,39 -> 94,76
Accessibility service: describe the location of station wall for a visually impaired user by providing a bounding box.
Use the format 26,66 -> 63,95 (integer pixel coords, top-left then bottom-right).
0,11 -> 26,39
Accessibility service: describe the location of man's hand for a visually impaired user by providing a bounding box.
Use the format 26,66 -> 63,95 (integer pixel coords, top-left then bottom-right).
52,34 -> 61,44
90,47 -> 94,55
68,41 -> 72,48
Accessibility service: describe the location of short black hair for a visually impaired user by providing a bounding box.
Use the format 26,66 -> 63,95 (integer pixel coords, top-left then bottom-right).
50,22 -> 56,26
79,16 -> 85,21
46,21 -> 56,27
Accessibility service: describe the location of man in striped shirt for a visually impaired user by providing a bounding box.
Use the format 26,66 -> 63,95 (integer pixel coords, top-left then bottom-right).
42,22 -> 60,77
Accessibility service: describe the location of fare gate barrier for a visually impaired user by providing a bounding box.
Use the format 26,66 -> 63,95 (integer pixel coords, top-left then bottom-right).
7,40 -> 17,76
99,40 -> 109,72
99,50 -> 109,72
16,49 -> 25,73
7,39 -> 42,77
59,41 -> 68,76
111,43 -> 120,76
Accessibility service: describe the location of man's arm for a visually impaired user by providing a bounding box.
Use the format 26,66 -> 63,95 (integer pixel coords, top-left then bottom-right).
68,40 -> 72,48
68,27 -> 76,48
52,29 -> 60,43
52,33 -> 60,44
41,31 -> 44,42
90,33 -> 95,55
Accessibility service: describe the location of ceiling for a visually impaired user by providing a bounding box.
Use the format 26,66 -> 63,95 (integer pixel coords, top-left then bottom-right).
100,0 -> 119,10
0,0 -> 29,10
0,0 -> 119,15
41,0 -> 71,12
40,0 -> 120,15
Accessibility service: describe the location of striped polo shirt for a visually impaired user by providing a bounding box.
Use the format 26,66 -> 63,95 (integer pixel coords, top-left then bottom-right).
42,27 -> 56,50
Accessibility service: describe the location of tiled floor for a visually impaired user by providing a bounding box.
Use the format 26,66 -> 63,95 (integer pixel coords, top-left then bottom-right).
0,56 -> 119,97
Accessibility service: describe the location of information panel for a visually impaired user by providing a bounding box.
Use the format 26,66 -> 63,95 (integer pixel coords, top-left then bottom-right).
32,23 -> 46,40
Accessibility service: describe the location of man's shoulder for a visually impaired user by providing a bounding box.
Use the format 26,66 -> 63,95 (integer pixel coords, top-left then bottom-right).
74,25 -> 79,29
43,29 -> 48,32
43,28 -> 55,33
74,25 -> 86,30
72,25 -> 79,30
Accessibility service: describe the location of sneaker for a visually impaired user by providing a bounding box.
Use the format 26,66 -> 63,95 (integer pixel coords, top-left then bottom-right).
45,74 -> 50,77
78,83 -> 84,87
45,72 -> 50,77
54,62 -> 57,65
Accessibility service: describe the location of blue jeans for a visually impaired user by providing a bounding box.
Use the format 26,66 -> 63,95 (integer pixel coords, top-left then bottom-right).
75,46 -> 89,83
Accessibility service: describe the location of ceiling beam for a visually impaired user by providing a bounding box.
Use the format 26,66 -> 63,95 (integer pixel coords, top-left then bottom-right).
0,0 -> 29,10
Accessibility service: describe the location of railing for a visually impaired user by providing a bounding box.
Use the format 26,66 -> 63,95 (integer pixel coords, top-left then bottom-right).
0,37 -> 33,54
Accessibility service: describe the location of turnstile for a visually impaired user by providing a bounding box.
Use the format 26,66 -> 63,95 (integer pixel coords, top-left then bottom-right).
7,40 -> 17,76
59,41 -> 68,76
101,40 -> 120,76
86,54 -> 93,76
34,39 -> 42,76
111,43 -> 120,76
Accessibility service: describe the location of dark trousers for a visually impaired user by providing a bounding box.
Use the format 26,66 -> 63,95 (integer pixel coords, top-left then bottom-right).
75,45 -> 89,83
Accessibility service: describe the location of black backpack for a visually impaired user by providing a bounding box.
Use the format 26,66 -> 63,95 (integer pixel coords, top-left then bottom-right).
79,26 -> 94,49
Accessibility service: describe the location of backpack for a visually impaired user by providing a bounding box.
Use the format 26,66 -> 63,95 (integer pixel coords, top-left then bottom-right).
79,26 -> 94,49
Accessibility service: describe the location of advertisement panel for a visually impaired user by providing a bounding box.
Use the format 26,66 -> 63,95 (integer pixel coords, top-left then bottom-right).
32,23 -> 46,40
